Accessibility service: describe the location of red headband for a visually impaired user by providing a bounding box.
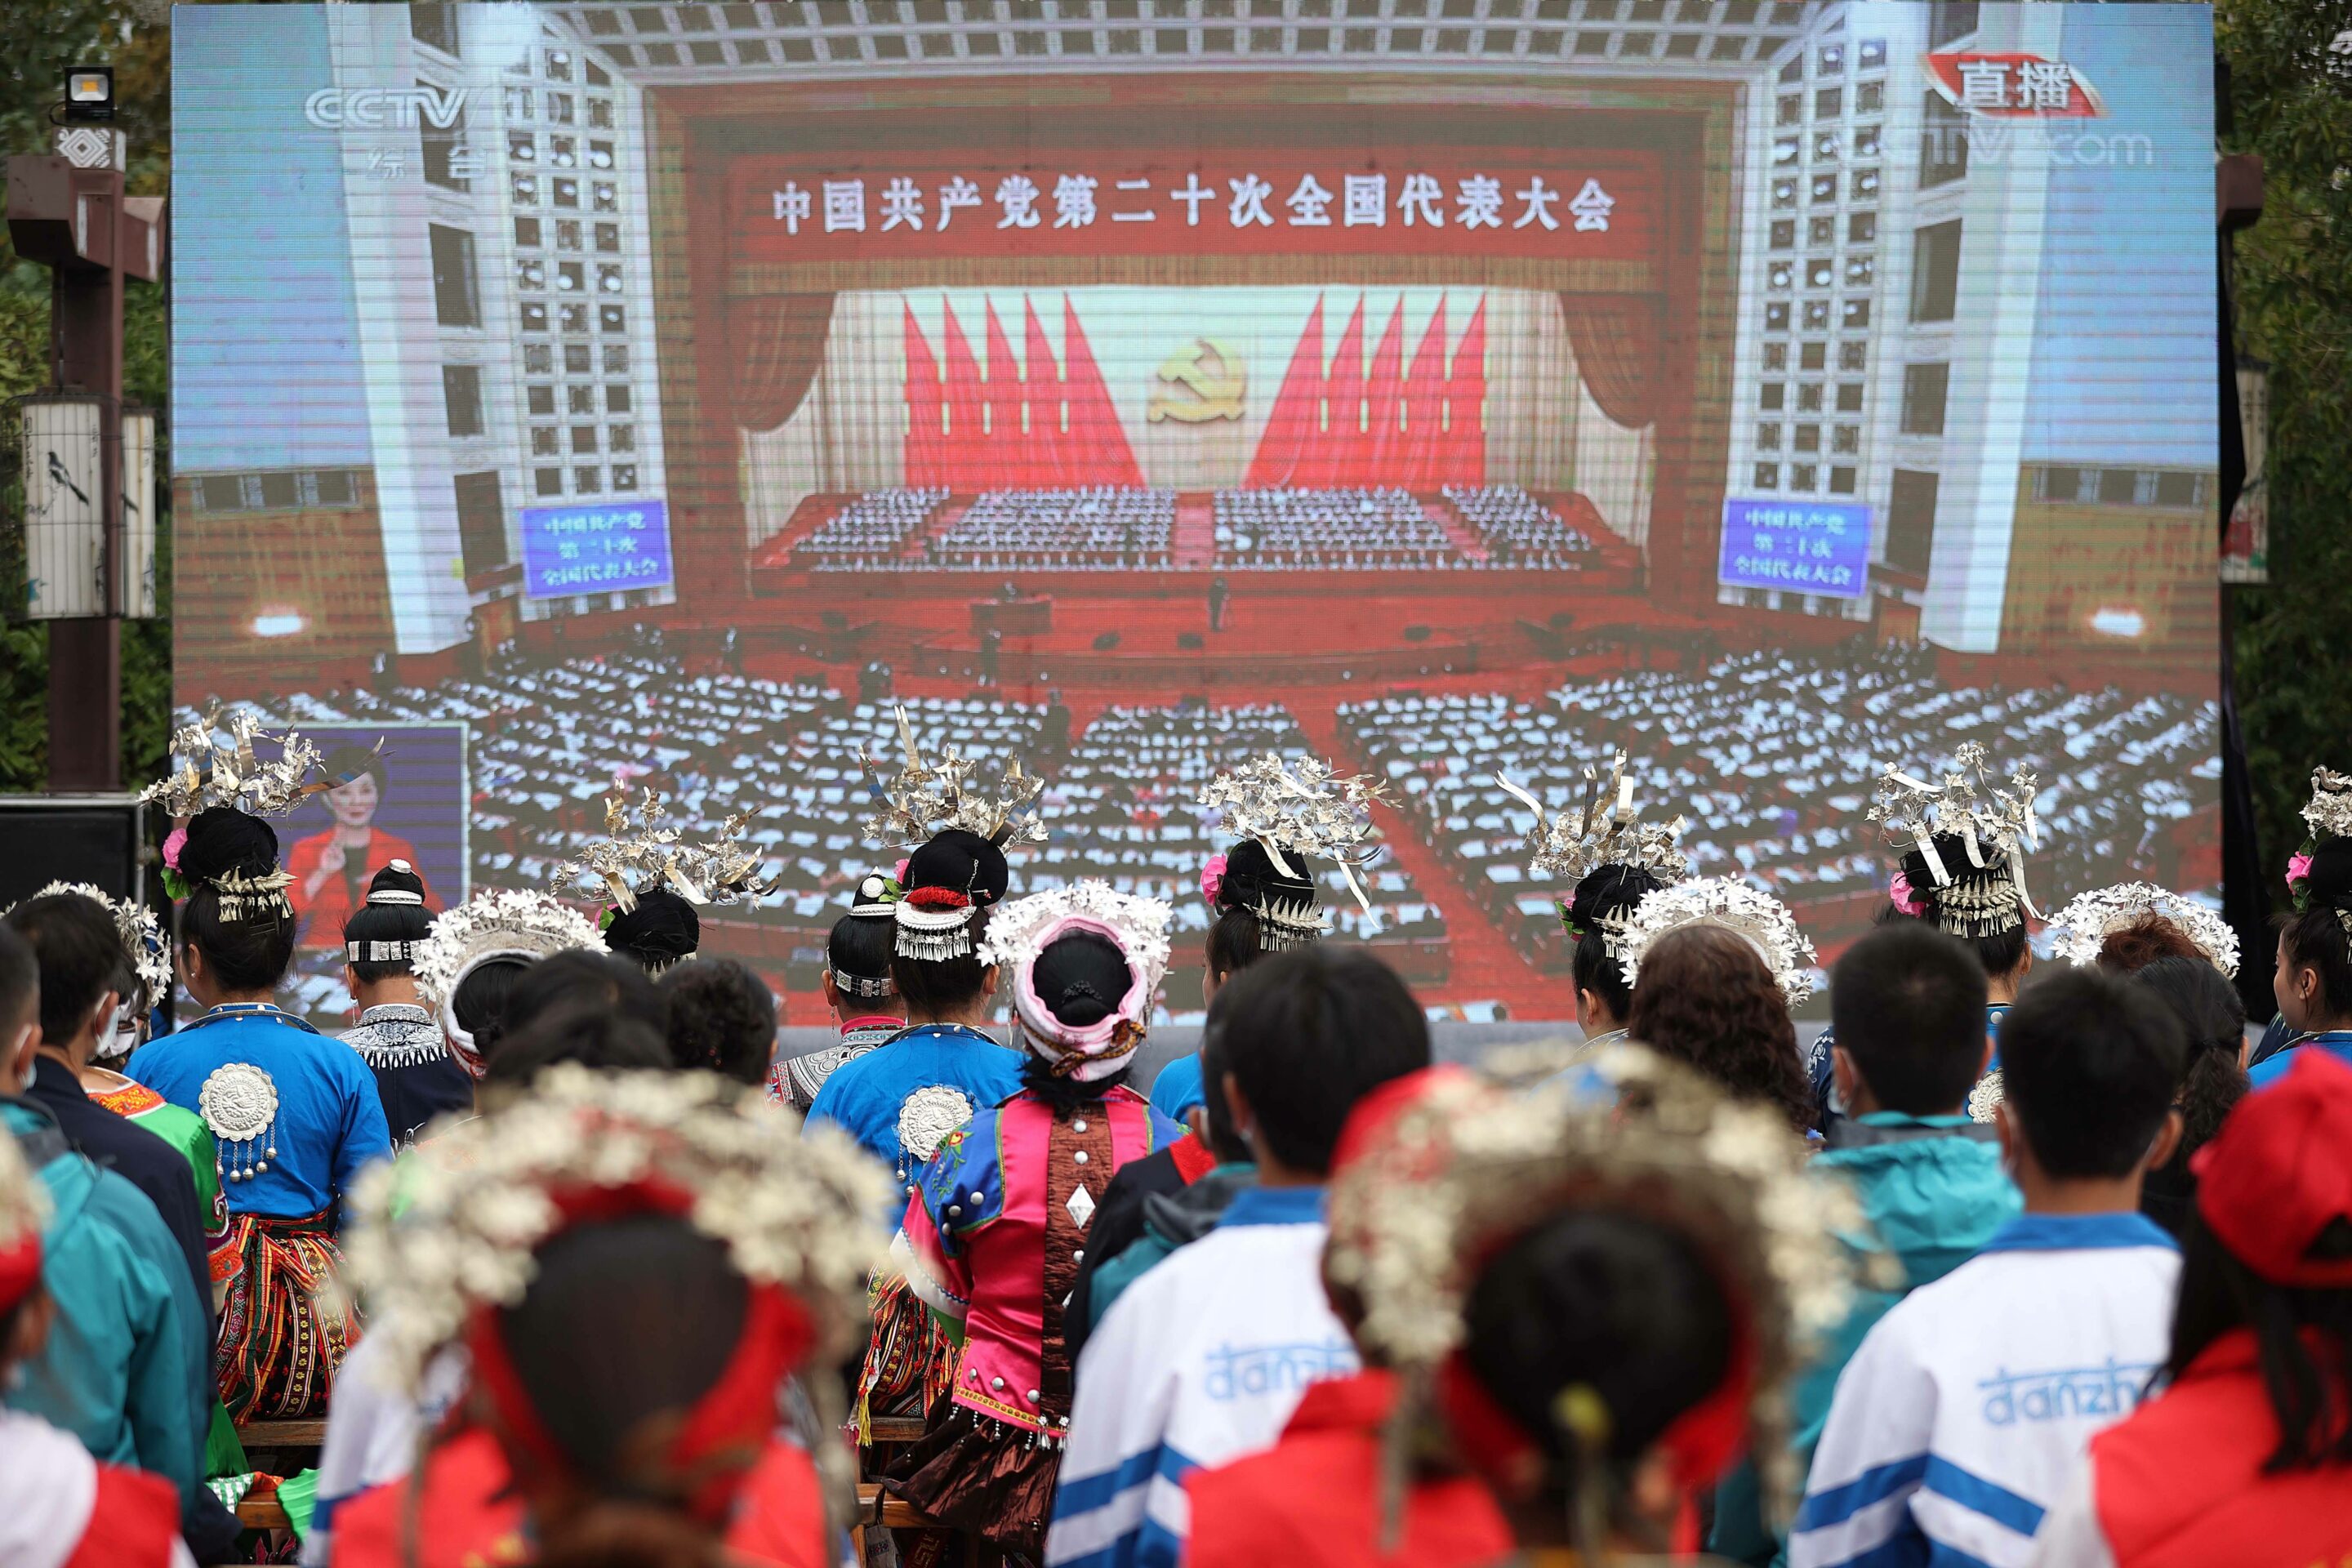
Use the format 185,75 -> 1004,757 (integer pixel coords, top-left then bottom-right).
464,1181 -> 814,1529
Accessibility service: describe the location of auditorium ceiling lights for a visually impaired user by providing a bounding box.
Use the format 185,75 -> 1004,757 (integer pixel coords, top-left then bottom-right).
548,0 -> 1821,82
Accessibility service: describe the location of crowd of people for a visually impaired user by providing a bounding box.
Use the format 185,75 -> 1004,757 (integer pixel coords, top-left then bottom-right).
784,483 -> 1600,576
2,712 -> 2347,1568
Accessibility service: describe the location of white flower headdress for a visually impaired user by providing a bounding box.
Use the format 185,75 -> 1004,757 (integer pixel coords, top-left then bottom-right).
978,882 -> 1173,1080
858,705 -> 1047,851
1867,742 -> 2041,933
2302,768 -> 2352,844
7,881 -> 172,1011
335,1065 -> 896,1530
412,889 -> 603,1069
2288,768 -> 2352,911
2047,883 -> 2240,978
554,789 -> 777,913
141,705 -> 336,819
1199,752 -> 1391,929
1322,1047 -> 1884,1544
1615,876 -> 1819,1008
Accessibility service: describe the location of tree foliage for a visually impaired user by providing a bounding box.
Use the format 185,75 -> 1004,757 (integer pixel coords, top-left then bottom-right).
2218,0 -> 2352,871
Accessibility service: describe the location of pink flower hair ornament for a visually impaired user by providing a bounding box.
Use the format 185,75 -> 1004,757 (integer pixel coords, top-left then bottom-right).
2288,850 -> 2314,896
162,826 -> 188,872
1200,853 -> 1229,906
1889,871 -> 1929,919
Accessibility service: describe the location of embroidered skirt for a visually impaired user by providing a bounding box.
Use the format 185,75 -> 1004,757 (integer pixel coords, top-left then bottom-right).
857,1272 -> 959,1437
211,1210 -> 358,1421
884,1403 -> 1063,1561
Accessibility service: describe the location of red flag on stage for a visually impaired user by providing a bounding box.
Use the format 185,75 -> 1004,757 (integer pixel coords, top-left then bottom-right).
1244,295 -> 1325,490
1443,296 -> 1487,485
1361,298 -> 1407,486
1298,296 -> 1365,489
939,300 -> 989,489
902,302 -> 947,488
1395,298 -> 1448,490
1021,297 -> 1068,490
982,300 -> 1023,492
1059,296 -> 1143,488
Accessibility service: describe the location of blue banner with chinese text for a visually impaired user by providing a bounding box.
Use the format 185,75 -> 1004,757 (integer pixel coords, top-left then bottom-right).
1716,498 -> 1870,599
519,500 -> 675,599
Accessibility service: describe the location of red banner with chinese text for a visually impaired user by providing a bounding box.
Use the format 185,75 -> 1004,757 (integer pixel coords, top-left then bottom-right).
726,150 -> 1663,266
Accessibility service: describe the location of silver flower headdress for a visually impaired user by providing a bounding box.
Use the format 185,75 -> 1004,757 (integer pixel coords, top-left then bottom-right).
2289,768 -> 2352,911
7,881 -> 172,1011
2302,768 -> 2352,844
858,705 -> 1047,851
554,789 -> 777,912
1494,749 -> 1689,950
1867,743 -> 2041,933
2047,883 -> 2240,978
141,705 -> 336,819
1615,876 -> 1819,1008
412,889 -> 604,1067
1322,1046 -> 1884,1548
1200,752 -> 1391,929
335,1065 -> 895,1539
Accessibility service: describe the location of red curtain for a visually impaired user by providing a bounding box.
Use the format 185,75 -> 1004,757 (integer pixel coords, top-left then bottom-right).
731,294 -> 835,432
1559,292 -> 1662,429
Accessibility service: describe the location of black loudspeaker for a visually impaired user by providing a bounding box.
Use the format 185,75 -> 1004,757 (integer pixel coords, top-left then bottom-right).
0,794 -> 146,907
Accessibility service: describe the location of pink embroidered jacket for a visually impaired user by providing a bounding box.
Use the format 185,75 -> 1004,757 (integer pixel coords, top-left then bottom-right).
900,1085 -> 1179,1435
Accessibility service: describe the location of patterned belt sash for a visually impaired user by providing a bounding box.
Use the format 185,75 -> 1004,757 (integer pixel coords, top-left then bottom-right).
210,1209 -> 358,1422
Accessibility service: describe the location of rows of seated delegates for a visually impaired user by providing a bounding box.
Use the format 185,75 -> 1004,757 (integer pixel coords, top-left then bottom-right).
785,482 -> 1604,573
795,486 -> 948,568
1339,643 -> 2221,968
929,487 -> 1178,572
1441,483 -> 1599,570
1214,486 -> 1454,570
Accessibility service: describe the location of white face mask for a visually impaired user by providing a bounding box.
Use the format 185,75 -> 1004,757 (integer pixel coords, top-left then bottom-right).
97,1001 -> 141,1062
9,1023 -> 36,1094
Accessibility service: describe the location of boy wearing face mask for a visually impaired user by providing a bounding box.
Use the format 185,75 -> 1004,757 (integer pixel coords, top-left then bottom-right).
0,919 -> 232,1564
5,894 -> 215,1310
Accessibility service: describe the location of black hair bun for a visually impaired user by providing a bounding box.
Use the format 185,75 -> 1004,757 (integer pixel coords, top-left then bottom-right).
368,859 -> 427,901
903,828 -> 1010,907
180,806 -> 280,883
1031,929 -> 1131,1027
1217,838 -> 1319,910
604,887 -> 702,970
2305,837 -> 2352,908
1566,862 -> 1663,933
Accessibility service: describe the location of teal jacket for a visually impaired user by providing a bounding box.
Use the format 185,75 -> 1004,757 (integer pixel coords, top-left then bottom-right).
1083,1162 -> 1257,1334
1709,1113 -> 2021,1566
2,1098 -> 212,1527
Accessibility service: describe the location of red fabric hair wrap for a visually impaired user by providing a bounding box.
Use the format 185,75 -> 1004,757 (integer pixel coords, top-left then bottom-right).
463,1179 -> 815,1528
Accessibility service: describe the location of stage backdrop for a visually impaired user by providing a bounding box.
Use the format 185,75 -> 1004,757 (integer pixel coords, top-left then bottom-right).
170,2 -> 2224,1025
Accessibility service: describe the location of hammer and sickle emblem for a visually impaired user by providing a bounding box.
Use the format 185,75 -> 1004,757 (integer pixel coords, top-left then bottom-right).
1147,338 -> 1246,423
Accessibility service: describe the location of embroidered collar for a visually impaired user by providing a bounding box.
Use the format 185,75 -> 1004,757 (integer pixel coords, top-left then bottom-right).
1981,1210 -> 2180,1255
1219,1184 -> 1326,1228
889,1022 -> 1004,1049
90,1080 -> 165,1116
358,1004 -> 433,1027
841,1014 -> 905,1040
183,1001 -> 319,1036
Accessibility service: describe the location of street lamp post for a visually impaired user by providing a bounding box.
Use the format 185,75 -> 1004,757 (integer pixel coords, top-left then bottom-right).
6,70 -> 165,791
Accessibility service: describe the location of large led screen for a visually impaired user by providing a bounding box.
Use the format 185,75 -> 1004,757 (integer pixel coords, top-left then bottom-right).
172,1 -> 2222,1024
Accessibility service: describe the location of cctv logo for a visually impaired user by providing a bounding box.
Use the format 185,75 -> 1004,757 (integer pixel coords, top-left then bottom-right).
305,86 -> 472,130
